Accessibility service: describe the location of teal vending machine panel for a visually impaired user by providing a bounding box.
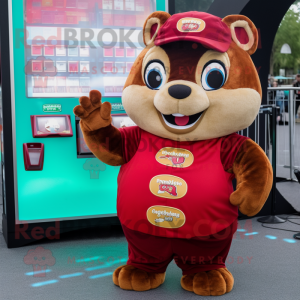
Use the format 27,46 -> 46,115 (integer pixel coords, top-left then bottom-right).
10,0 -> 167,224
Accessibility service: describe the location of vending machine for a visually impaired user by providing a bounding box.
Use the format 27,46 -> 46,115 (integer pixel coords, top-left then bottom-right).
0,0 -> 168,247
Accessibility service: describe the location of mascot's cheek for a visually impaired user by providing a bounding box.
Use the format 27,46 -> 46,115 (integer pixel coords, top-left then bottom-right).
205,88 -> 261,132
184,88 -> 261,141
122,85 -> 162,129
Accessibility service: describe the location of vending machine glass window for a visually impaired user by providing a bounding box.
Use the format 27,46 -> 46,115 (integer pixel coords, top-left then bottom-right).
25,0 -> 157,98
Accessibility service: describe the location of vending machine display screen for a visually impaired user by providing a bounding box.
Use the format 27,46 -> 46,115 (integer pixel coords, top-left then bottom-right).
31,115 -> 73,137
24,0 -> 156,98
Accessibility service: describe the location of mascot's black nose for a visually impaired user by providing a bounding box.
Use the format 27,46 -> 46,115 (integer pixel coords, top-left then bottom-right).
168,84 -> 192,99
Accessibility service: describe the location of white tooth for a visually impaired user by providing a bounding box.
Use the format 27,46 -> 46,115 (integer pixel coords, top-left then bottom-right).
172,113 -> 185,117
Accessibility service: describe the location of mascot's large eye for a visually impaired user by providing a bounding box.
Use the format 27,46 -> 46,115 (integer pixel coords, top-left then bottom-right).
201,60 -> 227,91
144,60 -> 166,90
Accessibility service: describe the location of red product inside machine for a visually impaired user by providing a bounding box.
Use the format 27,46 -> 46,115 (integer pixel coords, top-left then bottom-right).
31,45 -> 43,56
68,61 -> 79,72
32,61 -> 43,72
26,0 -> 100,24
44,46 -> 55,56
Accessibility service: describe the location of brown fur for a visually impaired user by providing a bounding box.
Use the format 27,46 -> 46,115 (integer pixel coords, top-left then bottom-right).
158,40 -> 261,98
143,11 -> 171,46
222,15 -> 259,55
181,268 -> 234,296
229,139 -> 273,216
81,124 -> 124,166
161,42 -> 207,83
113,265 -> 166,291
224,42 -> 262,97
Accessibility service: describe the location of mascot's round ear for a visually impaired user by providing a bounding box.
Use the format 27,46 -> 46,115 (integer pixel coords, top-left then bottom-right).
222,15 -> 258,55
143,11 -> 171,47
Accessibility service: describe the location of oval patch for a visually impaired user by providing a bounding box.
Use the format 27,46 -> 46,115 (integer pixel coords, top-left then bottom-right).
177,17 -> 206,33
147,205 -> 186,229
156,147 -> 194,168
149,175 -> 188,199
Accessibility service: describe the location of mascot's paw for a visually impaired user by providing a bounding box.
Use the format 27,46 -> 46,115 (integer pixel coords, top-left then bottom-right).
181,268 -> 234,296
113,265 -> 166,291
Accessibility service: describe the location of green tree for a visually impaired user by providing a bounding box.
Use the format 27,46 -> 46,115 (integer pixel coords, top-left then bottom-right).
271,3 -> 300,76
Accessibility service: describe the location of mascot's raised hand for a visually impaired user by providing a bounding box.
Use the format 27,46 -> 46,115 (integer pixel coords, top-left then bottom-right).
74,90 -> 124,166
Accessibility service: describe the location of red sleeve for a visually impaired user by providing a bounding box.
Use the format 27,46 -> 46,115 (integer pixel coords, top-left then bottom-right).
220,133 -> 249,171
119,126 -> 141,163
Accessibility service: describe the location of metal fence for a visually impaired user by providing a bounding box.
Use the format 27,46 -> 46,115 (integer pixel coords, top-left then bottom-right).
237,87 -> 300,180
267,87 -> 300,180
237,105 -> 274,173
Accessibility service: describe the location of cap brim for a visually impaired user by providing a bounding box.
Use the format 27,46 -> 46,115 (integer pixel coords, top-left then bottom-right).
154,36 -> 231,53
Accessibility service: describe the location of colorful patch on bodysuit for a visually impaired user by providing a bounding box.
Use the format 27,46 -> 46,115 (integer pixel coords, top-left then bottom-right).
147,205 -> 186,229
149,175 -> 188,199
155,147 -> 194,168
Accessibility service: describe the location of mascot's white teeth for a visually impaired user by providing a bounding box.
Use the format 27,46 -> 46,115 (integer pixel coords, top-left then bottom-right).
172,113 -> 185,117
161,112 -> 203,129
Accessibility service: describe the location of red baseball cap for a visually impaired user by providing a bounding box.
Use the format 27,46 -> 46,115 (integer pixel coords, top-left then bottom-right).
154,11 -> 232,53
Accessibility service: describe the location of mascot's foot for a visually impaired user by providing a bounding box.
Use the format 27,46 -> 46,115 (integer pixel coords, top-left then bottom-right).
181,268 -> 234,296
113,265 -> 166,291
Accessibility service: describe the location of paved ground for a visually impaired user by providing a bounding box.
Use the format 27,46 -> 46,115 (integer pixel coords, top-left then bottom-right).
0,216 -> 299,300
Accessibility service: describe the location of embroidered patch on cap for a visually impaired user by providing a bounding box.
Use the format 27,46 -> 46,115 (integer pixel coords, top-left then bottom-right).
177,17 -> 206,33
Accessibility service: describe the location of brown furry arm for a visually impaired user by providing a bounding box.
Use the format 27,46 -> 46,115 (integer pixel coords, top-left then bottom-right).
74,90 -> 125,166
229,139 -> 273,216
81,123 -> 124,166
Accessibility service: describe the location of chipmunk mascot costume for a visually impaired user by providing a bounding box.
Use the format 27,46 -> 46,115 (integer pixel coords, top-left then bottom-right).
74,11 -> 273,296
